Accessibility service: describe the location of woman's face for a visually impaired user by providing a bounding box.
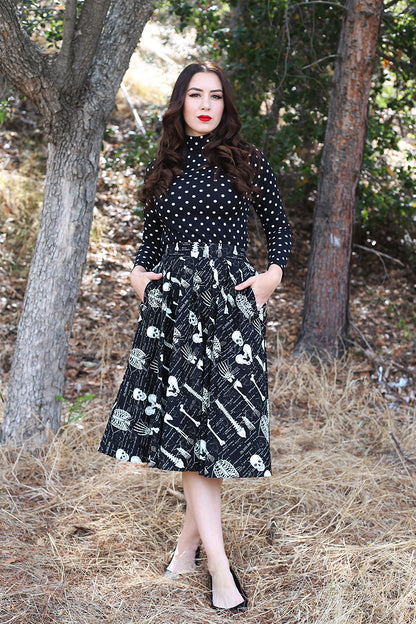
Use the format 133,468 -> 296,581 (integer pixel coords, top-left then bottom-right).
183,71 -> 224,136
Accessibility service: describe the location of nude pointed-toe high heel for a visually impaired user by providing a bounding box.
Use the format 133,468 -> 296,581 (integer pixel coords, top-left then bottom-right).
209,567 -> 249,612
164,545 -> 201,577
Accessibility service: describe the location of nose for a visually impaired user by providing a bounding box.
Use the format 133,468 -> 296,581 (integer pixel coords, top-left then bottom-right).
201,94 -> 211,110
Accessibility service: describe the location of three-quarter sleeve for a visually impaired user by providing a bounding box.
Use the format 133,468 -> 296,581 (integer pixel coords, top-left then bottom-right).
251,151 -> 292,271
133,204 -> 166,270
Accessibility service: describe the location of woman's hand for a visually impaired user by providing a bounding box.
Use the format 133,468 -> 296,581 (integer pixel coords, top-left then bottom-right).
235,264 -> 283,309
130,265 -> 163,301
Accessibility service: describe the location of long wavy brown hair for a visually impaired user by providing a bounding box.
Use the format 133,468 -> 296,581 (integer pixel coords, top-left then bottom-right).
140,62 -> 260,207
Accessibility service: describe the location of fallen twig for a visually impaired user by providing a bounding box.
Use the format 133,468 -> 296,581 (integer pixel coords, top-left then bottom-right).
120,83 -> 146,136
349,322 -> 375,355
354,244 -> 405,267
389,431 -> 416,471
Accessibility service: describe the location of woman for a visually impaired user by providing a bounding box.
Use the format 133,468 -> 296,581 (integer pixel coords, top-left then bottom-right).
98,62 -> 291,611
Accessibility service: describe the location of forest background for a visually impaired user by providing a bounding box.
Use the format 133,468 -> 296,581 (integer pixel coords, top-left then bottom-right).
0,1 -> 415,623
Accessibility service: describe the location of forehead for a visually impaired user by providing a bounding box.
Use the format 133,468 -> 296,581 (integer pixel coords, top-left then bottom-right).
187,71 -> 223,92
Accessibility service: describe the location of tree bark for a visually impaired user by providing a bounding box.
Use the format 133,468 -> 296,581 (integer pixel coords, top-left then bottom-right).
1,112 -> 104,443
295,0 -> 383,358
0,0 -> 153,445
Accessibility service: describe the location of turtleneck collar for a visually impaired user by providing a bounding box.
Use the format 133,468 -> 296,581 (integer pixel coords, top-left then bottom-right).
185,134 -> 210,150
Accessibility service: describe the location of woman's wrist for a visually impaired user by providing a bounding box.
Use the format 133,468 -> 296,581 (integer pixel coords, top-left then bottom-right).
131,264 -> 147,274
266,263 -> 283,283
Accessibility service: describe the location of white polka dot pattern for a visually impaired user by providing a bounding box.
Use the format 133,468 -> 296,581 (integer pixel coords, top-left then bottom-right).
134,135 -> 292,271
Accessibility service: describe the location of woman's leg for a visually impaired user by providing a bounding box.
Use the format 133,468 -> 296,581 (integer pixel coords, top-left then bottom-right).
181,472 -> 245,609
165,495 -> 201,574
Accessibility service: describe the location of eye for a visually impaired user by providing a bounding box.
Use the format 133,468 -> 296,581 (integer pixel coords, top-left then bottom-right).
212,94 -> 223,100
189,92 -> 200,98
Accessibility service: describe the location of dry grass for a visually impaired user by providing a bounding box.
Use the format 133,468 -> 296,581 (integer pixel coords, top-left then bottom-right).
1,347 -> 415,624
0,168 -> 43,272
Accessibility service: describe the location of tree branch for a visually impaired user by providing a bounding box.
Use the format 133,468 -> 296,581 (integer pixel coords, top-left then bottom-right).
353,244 -> 405,266
383,0 -> 403,10
54,0 -> 78,88
88,0 -> 153,117
69,0 -> 113,94
302,54 -> 338,69
120,83 -> 146,135
288,1 -> 346,10
0,0 -> 56,115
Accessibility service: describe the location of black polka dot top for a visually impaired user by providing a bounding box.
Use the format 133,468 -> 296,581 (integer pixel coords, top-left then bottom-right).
133,134 -> 292,271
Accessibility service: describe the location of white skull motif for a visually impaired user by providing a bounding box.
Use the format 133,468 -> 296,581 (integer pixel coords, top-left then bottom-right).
250,454 -> 265,472
133,388 -> 147,401
189,311 -> 198,326
167,375 -> 180,397
115,448 -> 129,461
232,330 -> 244,347
194,439 -> 207,460
147,326 -> 160,339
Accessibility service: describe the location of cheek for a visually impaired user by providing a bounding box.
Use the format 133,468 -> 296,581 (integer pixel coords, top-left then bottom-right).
216,101 -> 224,117
214,101 -> 224,124
183,98 -> 195,119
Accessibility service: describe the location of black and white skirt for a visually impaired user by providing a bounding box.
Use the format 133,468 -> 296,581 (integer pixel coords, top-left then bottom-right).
98,242 -> 271,478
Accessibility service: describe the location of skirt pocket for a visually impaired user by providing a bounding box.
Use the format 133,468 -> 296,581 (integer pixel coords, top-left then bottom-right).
141,261 -> 163,305
241,261 -> 267,317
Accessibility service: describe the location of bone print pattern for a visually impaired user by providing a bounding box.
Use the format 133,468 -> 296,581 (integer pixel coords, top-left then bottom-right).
98,242 -> 271,478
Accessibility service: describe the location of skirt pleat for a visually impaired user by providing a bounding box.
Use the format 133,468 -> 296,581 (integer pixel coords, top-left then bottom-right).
98,242 -> 272,478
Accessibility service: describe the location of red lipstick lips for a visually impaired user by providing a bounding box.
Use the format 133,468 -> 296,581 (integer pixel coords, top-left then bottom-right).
198,115 -> 212,122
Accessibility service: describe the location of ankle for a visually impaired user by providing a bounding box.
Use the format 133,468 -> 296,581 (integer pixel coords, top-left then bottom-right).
207,555 -> 230,577
175,539 -> 200,557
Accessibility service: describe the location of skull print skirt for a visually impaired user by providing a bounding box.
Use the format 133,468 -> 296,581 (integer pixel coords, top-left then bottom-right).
97,242 -> 271,478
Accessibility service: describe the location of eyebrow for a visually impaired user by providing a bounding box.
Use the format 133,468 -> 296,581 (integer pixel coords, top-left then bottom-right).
187,87 -> 223,93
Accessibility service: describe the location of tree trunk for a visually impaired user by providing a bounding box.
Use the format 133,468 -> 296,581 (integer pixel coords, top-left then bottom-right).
295,0 -> 383,358
1,110 -> 104,444
0,0 -> 153,445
